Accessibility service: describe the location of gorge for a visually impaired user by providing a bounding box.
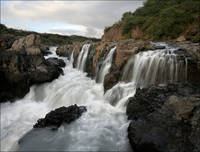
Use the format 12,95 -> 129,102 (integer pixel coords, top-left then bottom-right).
0,0 -> 200,151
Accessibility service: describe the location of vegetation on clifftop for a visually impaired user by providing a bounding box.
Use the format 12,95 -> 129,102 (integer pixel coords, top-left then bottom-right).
0,24 -> 100,45
105,0 -> 200,42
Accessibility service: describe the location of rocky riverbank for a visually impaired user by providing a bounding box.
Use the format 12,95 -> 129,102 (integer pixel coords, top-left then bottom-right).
0,34 -> 65,102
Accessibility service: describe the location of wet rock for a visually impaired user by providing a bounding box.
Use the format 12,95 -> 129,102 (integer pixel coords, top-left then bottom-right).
34,104 -> 87,128
127,84 -> 200,152
170,41 -> 200,84
85,43 -> 98,78
104,69 -> 121,92
46,57 -> 66,68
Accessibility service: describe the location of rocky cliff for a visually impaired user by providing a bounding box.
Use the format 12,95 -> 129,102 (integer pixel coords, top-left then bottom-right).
0,34 -> 64,102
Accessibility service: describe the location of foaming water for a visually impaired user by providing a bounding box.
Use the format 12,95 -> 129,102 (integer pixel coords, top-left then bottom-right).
96,46 -> 116,83
44,46 -> 57,59
0,47 -> 131,151
122,43 -> 187,88
76,44 -> 91,71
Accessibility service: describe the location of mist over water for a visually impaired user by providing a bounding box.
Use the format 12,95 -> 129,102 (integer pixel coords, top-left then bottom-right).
0,47 -> 132,151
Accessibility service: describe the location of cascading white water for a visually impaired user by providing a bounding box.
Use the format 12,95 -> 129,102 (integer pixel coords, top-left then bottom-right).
104,43 -> 188,107
0,47 -> 131,151
70,50 -> 74,65
122,43 -> 187,88
96,47 -> 116,83
44,46 -> 58,59
76,44 -> 90,71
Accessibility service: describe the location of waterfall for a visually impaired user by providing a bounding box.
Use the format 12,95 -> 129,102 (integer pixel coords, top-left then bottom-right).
96,46 -> 116,83
0,46 -> 131,151
76,44 -> 90,71
70,50 -> 74,65
122,44 -> 187,88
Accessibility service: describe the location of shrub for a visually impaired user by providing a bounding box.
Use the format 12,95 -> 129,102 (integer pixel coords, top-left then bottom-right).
104,26 -> 111,32
122,16 -> 145,34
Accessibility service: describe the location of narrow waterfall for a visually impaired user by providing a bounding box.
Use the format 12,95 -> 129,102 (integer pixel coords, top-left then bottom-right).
96,47 -> 116,83
70,50 -> 74,65
122,44 -> 187,88
76,44 -> 90,71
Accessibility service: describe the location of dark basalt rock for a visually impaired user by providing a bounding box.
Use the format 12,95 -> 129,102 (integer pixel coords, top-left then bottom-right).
34,104 -> 87,128
46,57 -> 66,68
127,84 -> 200,152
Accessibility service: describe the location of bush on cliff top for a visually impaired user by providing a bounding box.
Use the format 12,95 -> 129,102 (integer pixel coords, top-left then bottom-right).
107,0 -> 200,41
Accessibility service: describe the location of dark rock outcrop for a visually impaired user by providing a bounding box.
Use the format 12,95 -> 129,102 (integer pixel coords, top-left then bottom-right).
127,84 -> 200,152
85,43 -> 99,78
34,104 -> 87,128
0,34 -> 64,102
40,45 -> 51,56
46,57 -> 66,68
56,44 -> 73,57
0,34 -> 16,50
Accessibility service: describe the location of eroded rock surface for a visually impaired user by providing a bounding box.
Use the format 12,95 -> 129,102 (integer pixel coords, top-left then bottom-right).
127,84 -> 200,152
34,104 -> 87,128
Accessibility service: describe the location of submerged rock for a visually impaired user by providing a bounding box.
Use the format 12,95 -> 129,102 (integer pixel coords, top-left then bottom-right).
127,84 -> 200,152
34,105 -> 87,128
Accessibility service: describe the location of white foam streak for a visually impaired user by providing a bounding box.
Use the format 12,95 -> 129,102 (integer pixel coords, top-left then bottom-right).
96,46 -> 116,83
76,44 -> 90,71
122,44 -> 187,88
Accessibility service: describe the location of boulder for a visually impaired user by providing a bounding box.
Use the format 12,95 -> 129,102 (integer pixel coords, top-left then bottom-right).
46,57 -> 66,68
34,105 -> 87,128
40,45 -> 51,56
56,44 -> 72,57
17,105 -> 87,151
11,34 -> 40,52
127,84 -> 200,152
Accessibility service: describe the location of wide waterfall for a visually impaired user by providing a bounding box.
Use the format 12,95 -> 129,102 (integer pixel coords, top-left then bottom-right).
0,47 -> 131,151
96,46 -> 116,83
122,43 -> 187,88
76,44 -> 90,71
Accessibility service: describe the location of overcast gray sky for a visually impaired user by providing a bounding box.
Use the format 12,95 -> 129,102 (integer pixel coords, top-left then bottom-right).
1,1 -> 144,38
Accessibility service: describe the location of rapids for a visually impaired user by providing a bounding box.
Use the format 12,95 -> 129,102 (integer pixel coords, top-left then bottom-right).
0,42 -> 188,151
0,47 -> 132,151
